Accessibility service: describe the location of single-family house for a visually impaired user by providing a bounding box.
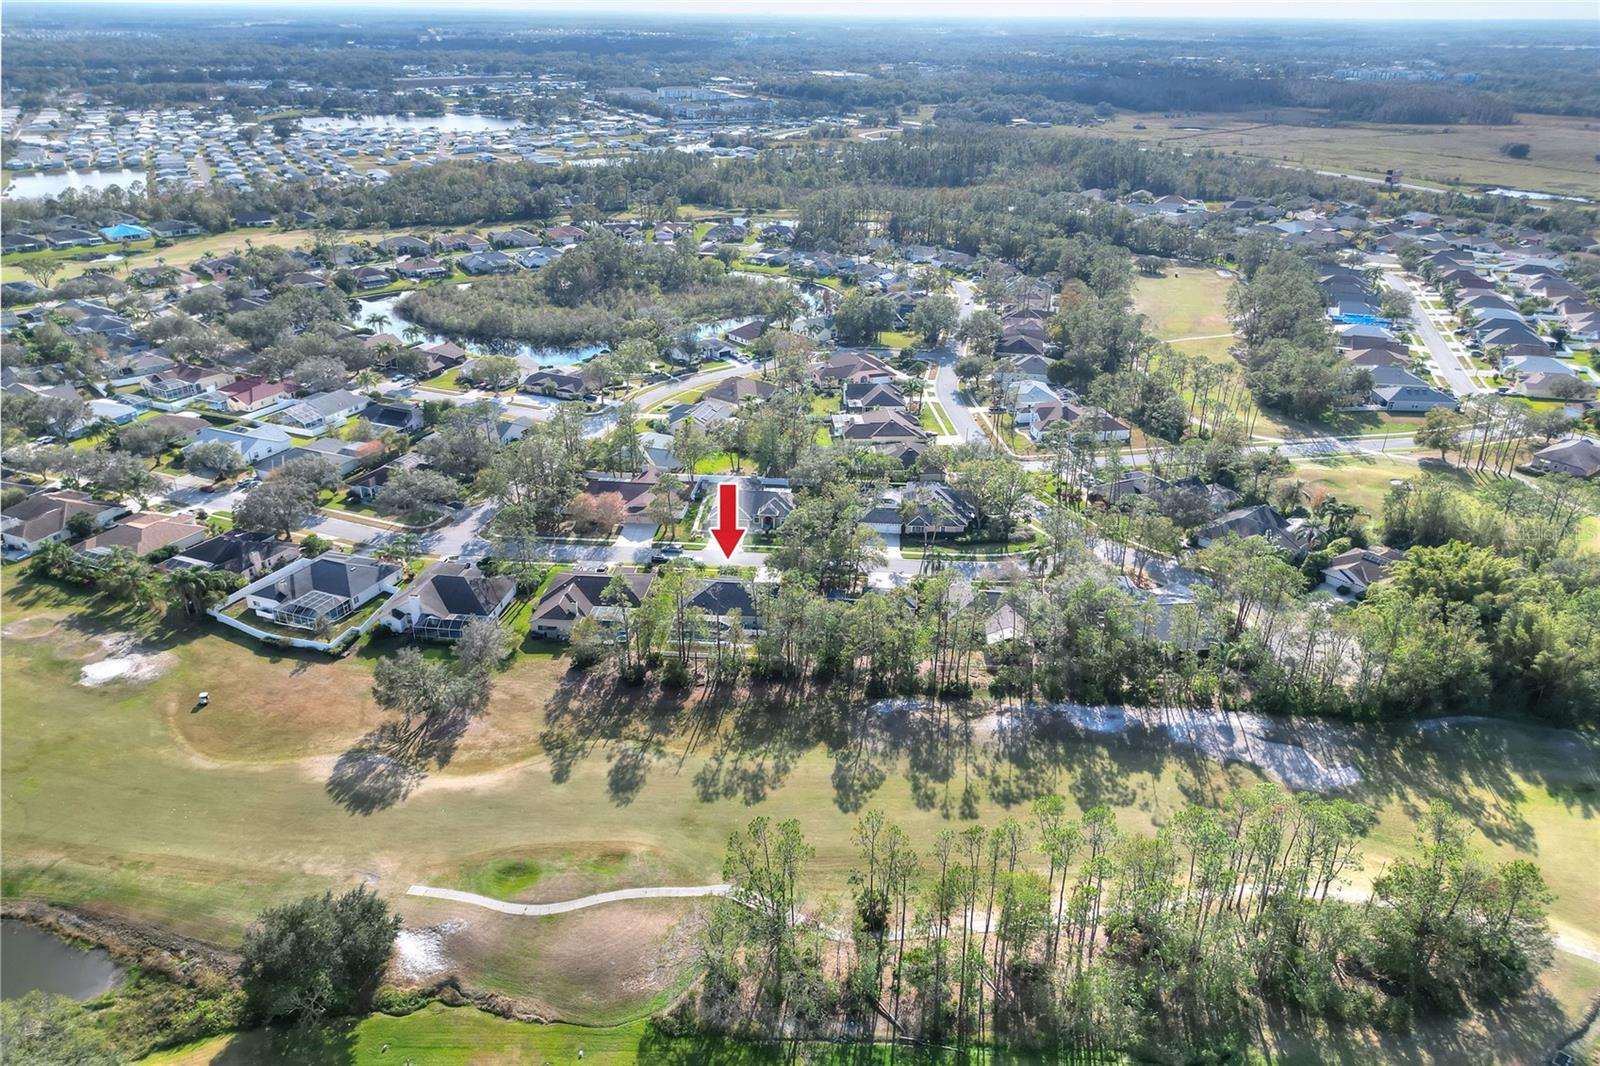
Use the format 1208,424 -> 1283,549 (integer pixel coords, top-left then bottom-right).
837,408 -> 930,444
1193,505 -> 1303,555
382,560 -> 517,641
530,568 -> 653,639
1322,546 -> 1406,595
543,224 -> 585,246
575,471 -> 679,523
77,511 -> 207,562
148,219 -> 202,239
277,390 -> 366,433
147,366 -> 234,402
363,400 -> 425,434
688,577 -> 763,635
184,424 -> 293,467
458,251 -> 515,275
235,552 -> 402,631
278,438 -> 385,476
433,233 -> 490,254
702,376 -> 777,405
639,431 -> 679,470
862,483 -> 978,537
218,376 -> 294,412
724,321 -> 764,347
666,396 -> 738,428
1026,400 -> 1132,442
395,257 -> 449,281
523,370 -> 587,399
1531,437 -> 1600,479
488,228 -> 541,249
160,530 -> 298,578
843,381 -> 906,411
1,490 -> 124,556
88,398 -> 139,425
376,235 -> 432,258
816,350 -> 896,386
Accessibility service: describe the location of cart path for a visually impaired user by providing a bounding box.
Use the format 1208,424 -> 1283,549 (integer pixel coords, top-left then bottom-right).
405,883 -> 732,916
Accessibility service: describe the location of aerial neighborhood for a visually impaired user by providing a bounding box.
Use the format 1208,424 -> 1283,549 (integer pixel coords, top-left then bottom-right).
1,7 -> 1597,1066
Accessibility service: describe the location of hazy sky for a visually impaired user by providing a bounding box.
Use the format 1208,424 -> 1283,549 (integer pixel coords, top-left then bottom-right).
29,0 -> 1600,18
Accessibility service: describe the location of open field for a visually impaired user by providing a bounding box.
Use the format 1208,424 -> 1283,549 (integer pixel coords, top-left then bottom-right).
1133,265 -> 1236,344
3,568 -> 1597,1058
1083,109 -> 1600,201
1286,453 -> 1483,515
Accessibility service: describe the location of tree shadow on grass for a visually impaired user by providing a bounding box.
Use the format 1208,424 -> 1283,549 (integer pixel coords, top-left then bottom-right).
324,713 -> 468,816
1256,975 -> 1574,1066
209,1018 -> 359,1065
538,667 -> 697,802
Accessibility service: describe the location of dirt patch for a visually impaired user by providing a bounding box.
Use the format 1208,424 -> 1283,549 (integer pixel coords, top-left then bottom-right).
78,633 -> 177,687
0,616 -> 62,640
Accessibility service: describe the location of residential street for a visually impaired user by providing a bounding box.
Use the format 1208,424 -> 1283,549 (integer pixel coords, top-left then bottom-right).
1380,270 -> 1483,398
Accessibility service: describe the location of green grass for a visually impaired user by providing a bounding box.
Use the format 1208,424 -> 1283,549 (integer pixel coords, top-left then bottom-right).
1133,265 -> 1235,342
919,402 -> 956,435
456,856 -> 544,900
1288,453 -> 1483,516
693,451 -> 741,474
3,567 -> 1597,1042
419,367 -> 462,391
810,394 -> 841,416
877,330 -> 919,351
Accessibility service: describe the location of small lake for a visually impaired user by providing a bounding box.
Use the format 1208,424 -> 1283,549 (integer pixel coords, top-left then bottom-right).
1483,187 -> 1594,204
302,113 -> 522,134
4,168 -> 148,201
355,292 -> 605,368
1,921 -> 123,1001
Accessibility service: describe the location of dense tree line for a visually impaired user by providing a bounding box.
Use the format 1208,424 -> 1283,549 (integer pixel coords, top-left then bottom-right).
398,236 -> 785,346
1226,252 -> 1372,419
697,797 -> 1553,1056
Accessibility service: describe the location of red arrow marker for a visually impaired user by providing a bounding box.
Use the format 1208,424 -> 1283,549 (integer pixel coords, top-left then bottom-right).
711,481 -> 746,557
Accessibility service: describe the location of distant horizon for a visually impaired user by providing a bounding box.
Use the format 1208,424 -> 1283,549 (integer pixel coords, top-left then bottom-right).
6,0 -> 1598,22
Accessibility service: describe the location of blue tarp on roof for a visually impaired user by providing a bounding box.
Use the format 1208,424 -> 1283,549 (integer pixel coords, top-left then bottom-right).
100,224 -> 151,241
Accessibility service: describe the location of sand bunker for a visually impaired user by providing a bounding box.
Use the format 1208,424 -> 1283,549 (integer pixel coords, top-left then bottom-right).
77,634 -> 176,687
998,704 -> 1363,793
393,920 -> 462,980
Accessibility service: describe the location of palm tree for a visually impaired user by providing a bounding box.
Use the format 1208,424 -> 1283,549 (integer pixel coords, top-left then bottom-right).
904,377 -> 926,414
352,367 -> 383,389
403,325 -> 424,345
26,539 -> 76,580
378,533 -> 421,572
98,550 -> 165,613
165,567 -> 210,617
366,312 -> 392,334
